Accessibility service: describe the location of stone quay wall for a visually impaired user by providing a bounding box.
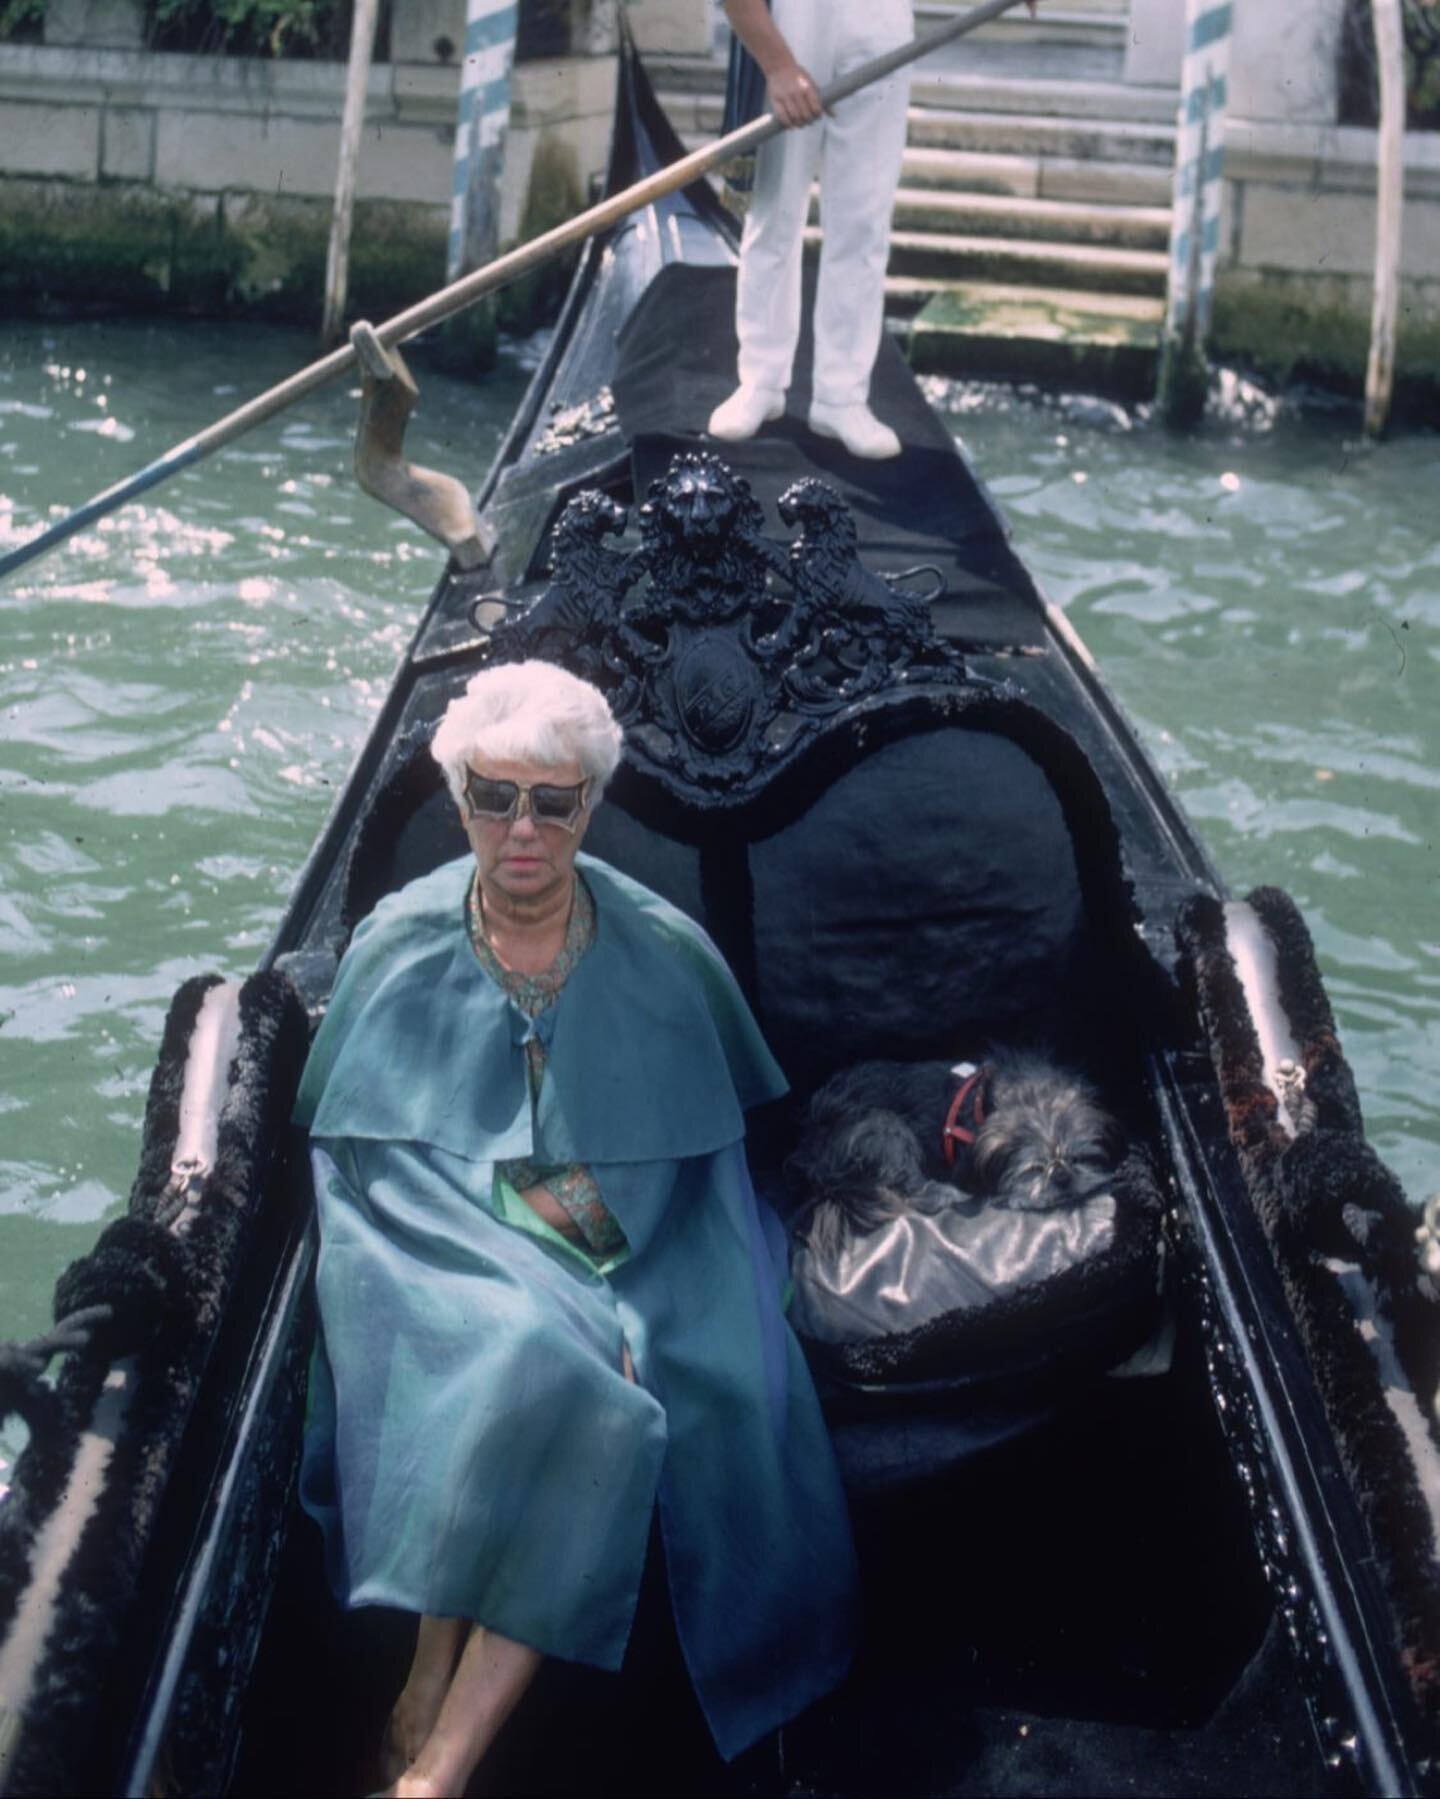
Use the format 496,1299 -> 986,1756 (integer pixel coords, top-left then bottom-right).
1127,0 -> 1440,384
0,0 -> 697,323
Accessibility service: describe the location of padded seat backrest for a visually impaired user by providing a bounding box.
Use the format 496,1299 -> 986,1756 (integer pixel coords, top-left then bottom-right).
745,730 -> 1085,1086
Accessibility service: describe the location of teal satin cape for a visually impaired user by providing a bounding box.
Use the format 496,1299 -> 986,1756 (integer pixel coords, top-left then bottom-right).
296,854 -> 859,1760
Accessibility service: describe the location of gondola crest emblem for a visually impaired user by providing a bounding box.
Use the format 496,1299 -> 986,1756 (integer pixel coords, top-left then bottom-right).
479,451 -> 972,803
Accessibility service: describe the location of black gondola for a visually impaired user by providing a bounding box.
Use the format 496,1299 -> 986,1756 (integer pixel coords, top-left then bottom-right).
2,39 -> 1438,1799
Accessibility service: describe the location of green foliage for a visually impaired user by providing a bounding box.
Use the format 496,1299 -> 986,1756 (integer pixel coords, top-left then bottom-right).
0,0 -> 46,45
144,0 -> 354,58
1338,0 -> 1440,130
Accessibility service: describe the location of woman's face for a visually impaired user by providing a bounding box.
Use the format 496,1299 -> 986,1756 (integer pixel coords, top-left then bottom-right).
460,755 -> 593,910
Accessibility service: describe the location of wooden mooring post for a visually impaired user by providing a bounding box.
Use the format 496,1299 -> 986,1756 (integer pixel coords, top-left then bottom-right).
320,0 -> 381,347
449,0 -> 518,283
1156,0 -> 1233,430
1365,0 -> 1406,437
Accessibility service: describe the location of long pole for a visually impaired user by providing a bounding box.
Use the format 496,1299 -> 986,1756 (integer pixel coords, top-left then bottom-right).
0,0 -> 1034,586
320,0 -> 381,348
1364,0 -> 1405,438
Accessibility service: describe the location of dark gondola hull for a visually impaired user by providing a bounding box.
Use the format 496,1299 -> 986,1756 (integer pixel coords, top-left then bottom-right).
2,38 -> 1437,1799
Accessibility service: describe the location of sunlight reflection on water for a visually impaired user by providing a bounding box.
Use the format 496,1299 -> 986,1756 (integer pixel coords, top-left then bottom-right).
0,319 -> 530,1351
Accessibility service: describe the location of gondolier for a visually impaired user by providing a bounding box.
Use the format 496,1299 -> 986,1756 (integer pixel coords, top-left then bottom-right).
708,0 -> 915,459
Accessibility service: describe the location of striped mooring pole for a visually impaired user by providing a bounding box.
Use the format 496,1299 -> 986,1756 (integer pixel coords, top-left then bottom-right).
448,0 -> 519,283
1156,0 -> 1233,428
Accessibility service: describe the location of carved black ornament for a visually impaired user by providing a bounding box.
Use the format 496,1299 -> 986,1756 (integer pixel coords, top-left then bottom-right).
479,451 -> 971,804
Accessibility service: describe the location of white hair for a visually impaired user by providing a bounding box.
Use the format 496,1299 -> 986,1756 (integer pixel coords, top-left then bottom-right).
430,660 -> 624,804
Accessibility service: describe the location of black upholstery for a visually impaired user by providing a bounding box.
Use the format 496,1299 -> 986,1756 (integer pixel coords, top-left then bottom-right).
747,730 -> 1089,1089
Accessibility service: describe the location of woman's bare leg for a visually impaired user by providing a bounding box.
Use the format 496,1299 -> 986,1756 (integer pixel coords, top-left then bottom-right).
388,1345 -> 627,1792
381,1615 -> 468,1782
393,1624 -> 542,1797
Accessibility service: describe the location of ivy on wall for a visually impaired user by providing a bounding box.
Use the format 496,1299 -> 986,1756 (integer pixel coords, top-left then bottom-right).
0,0 -> 393,55
1339,0 -> 1440,130
146,0 -> 370,58
0,0 -> 575,58
0,0 -> 44,43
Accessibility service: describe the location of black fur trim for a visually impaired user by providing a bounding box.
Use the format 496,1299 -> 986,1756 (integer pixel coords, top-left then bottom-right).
1176,886 -> 1440,1728
0,969 -> 310,1794
800,1149 -> 1164,1393
0,1369 -> 74,1647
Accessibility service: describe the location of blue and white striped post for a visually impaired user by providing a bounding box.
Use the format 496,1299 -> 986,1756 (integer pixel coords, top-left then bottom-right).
1157,0 -> 1233,427
448,0 -> 519,283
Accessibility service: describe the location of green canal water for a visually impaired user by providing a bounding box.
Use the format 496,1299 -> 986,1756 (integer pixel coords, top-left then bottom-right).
2,321 -> 1437,1377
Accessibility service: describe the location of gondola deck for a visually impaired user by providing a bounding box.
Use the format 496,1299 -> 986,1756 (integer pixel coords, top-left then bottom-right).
2,37 -> 1438,1799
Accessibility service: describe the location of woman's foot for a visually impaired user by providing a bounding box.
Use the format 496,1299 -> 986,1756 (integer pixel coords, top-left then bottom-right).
380,1674 -> 456,1786
379,1618 -> 467,1786
366,1776 -> 445,1799
391,1774 -> 447,1798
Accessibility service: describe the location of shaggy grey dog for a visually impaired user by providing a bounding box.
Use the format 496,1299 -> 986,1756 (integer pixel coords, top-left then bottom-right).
788,1051 -> 1125,1260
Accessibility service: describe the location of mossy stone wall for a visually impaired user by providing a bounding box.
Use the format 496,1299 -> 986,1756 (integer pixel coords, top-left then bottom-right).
0,40 -> 616,348
0,178 -> 448,322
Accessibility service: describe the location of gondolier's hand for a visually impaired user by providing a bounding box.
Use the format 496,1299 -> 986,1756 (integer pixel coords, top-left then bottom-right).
722,0 -> 824,126
767,59 -> 824,128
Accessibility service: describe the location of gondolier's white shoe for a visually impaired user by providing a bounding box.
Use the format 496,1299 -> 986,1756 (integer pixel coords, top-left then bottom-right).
708,384 -> 785,441
808,401 -> 901,460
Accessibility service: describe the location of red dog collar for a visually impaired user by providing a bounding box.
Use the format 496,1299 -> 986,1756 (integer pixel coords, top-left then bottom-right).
942,1066 -> 989,1168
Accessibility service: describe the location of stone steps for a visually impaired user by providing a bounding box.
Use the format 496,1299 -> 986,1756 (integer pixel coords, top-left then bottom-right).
902,143 -> 1171,207
904,106 -> 1175,165
909,72 -> 1178,123
821,224 -> 1169,295
885,186 -> 1172,250
682,132 -> 1172,211
656,64 -> 1177,128
675,95 -> 1176,174
915,1 -> 1128,42
911,4 -> 1128,81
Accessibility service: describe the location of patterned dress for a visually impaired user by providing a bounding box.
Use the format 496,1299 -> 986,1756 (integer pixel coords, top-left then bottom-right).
466,872 -> 628,1266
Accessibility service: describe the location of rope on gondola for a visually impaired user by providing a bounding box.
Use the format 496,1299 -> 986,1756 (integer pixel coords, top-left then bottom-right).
0,1220 -> 194,1478
0,1310 -> 112,1441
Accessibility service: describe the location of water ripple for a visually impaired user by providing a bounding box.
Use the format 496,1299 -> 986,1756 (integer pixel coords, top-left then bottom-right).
944,384 -> 1440,1205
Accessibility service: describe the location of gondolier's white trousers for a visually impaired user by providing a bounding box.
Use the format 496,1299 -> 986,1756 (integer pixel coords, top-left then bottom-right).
736,0 -> 913,409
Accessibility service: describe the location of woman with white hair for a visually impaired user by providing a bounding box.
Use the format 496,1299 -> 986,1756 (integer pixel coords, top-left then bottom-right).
294,661 -> 857,1796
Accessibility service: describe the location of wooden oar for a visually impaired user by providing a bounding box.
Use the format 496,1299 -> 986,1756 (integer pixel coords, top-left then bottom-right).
0,0 -> 1035,586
